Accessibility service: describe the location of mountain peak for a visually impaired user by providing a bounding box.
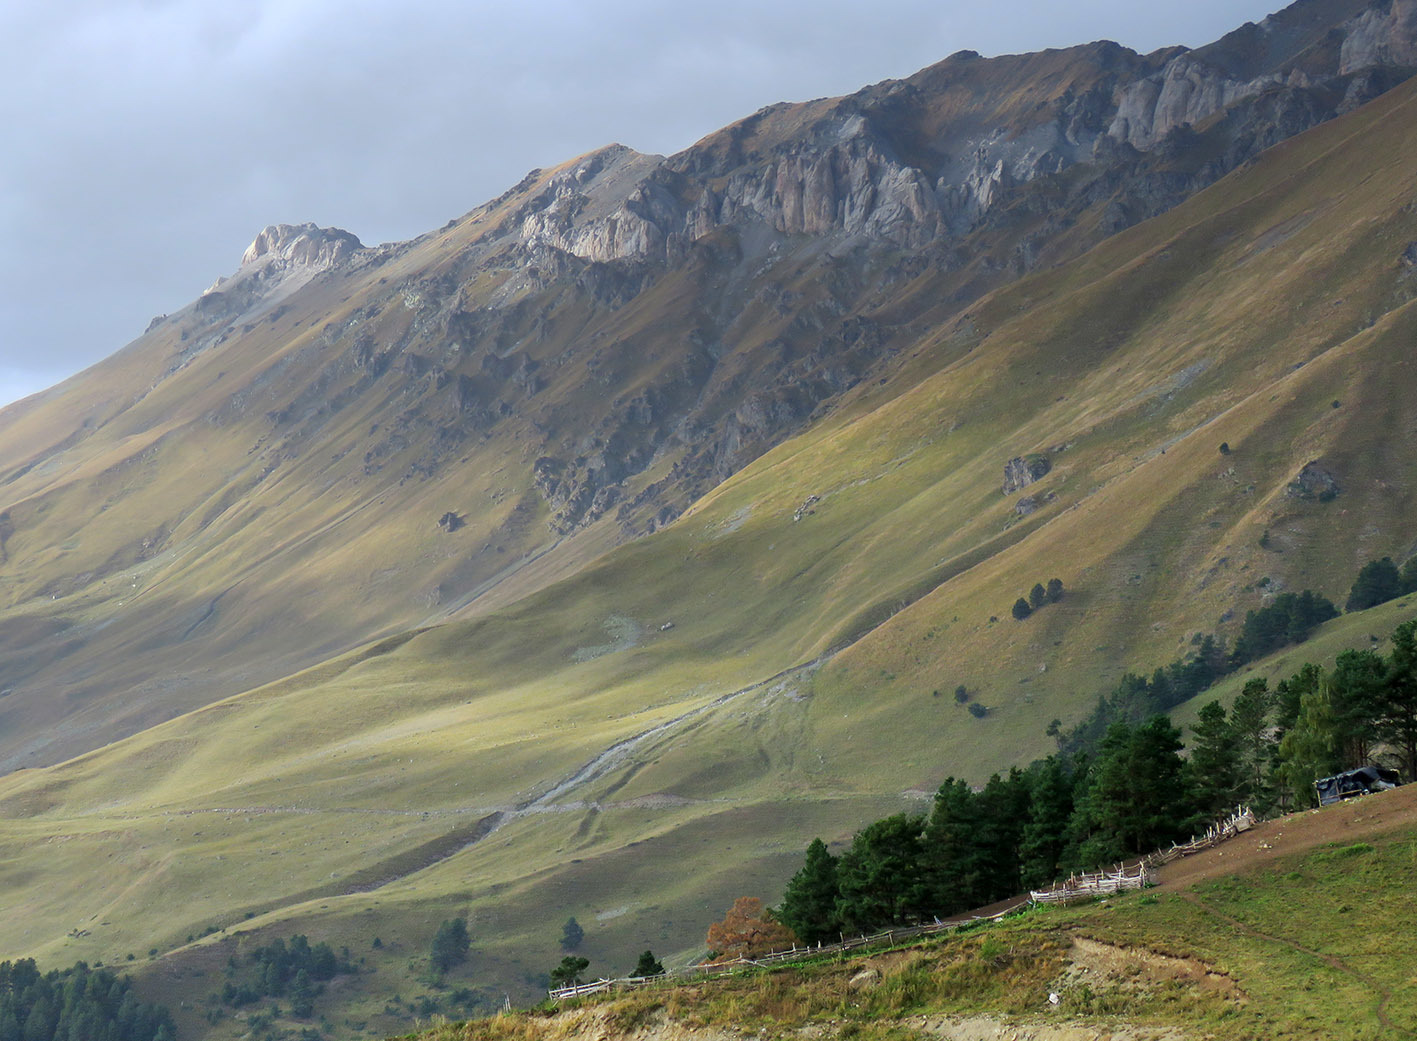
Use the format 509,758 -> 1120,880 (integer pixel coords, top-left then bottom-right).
240,222 -> 364,271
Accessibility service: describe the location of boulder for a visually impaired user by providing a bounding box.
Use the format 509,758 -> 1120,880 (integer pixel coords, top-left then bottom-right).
1286,461 -> 1340,501
1003,455 -> 1051,494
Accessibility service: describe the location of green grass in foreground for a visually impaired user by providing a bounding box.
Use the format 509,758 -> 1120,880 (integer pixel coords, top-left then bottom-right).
401,830 -> 1416,1041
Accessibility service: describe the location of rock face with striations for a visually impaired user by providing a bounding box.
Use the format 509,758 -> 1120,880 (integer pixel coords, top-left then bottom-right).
501,0 -> 1417,273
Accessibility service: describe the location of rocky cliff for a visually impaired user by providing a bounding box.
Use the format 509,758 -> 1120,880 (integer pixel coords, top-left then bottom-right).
500,0 -> 1415,274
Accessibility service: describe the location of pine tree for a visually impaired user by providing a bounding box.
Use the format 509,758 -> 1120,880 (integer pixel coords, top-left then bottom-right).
559,917 -> 584,951
921,780 -> 979,916
1228,678 -> 1273,806
1071,718 -> 1198,867
1329,649 -> 1385,766
971,769 -> 1028,903
1019,756 -> 1075,888
429,917 -> 470,974
549,956 -> 590,987
776,838 -> 841,944
289,969 -> 315,1019
631,950 -> 664,978
1380,619 -> 1417,779
1399,556 -> 1417,595
1277,676 -> 1341,806
1029,583 -> 1047,609
1188,701 -> 1240,815
835,815 -> 930,933
1011,597 -> 1032,620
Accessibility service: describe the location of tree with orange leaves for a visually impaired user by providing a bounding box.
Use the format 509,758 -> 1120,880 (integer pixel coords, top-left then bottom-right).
705,896 -> 798,961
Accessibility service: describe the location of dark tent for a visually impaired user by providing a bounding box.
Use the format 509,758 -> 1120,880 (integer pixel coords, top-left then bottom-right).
1314,765 -> 1401,807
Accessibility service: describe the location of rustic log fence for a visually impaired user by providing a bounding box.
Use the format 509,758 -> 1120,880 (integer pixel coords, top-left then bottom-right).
1028,805 -> 1254,904
550,805 -> 1257,1001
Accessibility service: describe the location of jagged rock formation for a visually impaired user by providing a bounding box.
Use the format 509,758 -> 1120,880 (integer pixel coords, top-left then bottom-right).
199,222 -> 370,327
504,0 -> 1417,271
240,222 -> 365,270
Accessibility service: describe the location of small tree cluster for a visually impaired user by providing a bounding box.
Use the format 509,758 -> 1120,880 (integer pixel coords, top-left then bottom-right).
1057,591 -> 1339,758
1345,556 -> 1417,612
632,950 -> 664,978
1230,591 -> 1339,665
1011,578 -> 1064,620
220,934 -> 353,1011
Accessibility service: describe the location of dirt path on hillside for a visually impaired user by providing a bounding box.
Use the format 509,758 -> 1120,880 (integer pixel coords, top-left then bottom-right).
1152,783 -> 1417,891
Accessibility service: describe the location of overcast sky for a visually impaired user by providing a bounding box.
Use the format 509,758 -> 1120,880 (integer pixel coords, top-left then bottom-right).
0,0 -> 1285,409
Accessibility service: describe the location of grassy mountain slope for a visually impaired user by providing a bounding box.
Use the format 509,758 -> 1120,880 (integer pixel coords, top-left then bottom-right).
2,0 -> 1408,780
0,67 -> 1415,1039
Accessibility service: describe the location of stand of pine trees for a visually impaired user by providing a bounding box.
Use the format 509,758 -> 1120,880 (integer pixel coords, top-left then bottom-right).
777,617 -> 1417,943
778,714 -> 1201,941
0,959 -> 174,1041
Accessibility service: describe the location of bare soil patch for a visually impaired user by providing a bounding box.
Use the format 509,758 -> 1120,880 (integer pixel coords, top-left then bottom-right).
1153,783 -> 1417,891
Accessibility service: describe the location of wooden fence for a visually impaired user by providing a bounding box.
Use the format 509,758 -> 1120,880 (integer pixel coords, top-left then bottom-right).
1028,805 -> 1254,904
548,904 -> 1021,1001
1143,804 -> 1255,867
550,805 -> 1257,1001
1028,863 -> 1151,904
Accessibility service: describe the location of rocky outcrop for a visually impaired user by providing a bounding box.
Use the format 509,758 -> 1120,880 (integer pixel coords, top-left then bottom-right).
1004,456 -> 1051,495
240,222 -> 364,271
1287,461 -> 1341,500
197,223 -> 367,327
1108,0 -> 1417,151
1340,0 -> 1417,73
1107,56 -> 1270,150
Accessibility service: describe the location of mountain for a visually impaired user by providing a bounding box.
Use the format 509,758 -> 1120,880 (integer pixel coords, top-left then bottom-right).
0,1 -> 1416,1036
